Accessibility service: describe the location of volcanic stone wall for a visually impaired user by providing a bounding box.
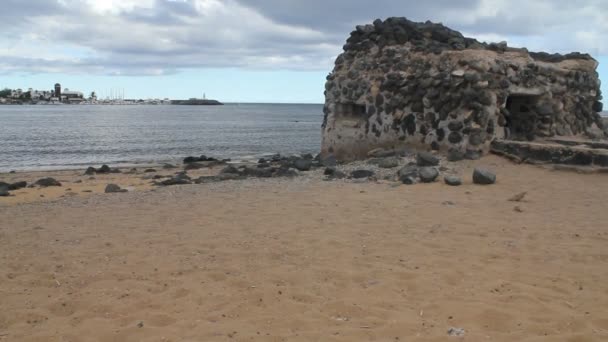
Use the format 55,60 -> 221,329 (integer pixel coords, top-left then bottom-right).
322,17 -> 604,161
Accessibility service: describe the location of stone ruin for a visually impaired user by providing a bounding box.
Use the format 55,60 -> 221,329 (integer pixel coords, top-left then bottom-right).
321,17 -> 605,161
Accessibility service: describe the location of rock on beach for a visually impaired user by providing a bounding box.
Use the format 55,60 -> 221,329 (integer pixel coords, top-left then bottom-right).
473,168 -> 496,185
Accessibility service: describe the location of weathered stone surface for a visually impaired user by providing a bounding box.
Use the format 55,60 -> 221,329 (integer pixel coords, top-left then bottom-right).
397,164 -> 418,182
491,139 -> 608,167
293,159 -> 313,171
105,184 -> 128,193
447,149 -> 465,162
416,152 -> 440,166
84,167 -> 96,175
378,157 -> 400,168
473,168 -> 496,185
220,165 -> 240,174
464,149 -> 482,160
35,178 -> 61,187
242,166 -> 274,178
159,172 -> 192,186
444,175 -> 462,186
324,167 -> 346,179
351,170 -> 375,179
367,148 -> 396,158
322,17 -> 602,162
322,154 -> 338,167
184,163 -> 205,170
8,181 -> 27,190
0,185 -> 9,197
275,168 -> 299,178
419,167 -> 439,183
97,165 -> 111,174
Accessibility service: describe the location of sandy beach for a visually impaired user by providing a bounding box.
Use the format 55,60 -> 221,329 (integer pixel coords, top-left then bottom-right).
1,155 -> 608,341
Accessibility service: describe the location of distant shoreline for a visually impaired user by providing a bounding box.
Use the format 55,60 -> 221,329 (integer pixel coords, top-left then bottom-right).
170,99 -> 223,105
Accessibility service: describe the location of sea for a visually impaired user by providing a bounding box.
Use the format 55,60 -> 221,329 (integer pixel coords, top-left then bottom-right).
0,104 -> 323,172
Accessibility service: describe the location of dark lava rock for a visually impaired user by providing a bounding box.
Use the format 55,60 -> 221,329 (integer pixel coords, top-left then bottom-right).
220,165 -> 240,174
464,149 -> 482,160
448,131 -> 463,144
447,149 -> 465,162
324,167 -> 337,176
162,163 -> 177,169
195,173 -> 243,184
275,168 -> 299,178
159,172 -> 192,186
160,177 -> 191,186
367,148 -> 396,158
294,159 -> 313,171
378,157 -> 400,169
301,153 -> 314,160
398,164 -> 418,183
105,184 -> 127,193
258,158 -> 267,164
183,156 -> 199,164
193,176 -> 219,184
444,175 -> 462,186
35,178 -> 62,187
144,169 -> 157,173
184,163 -> 205,170
84,167 -> 96,175
419,167 -> 439,183
448,121 -> 464,131
324,167 -> 346,179
473,168 -> 496,185
351,170 -> 375,179
402,176 -> 416,185
8,181 -> 27,190
0,185 -> 9,197
242,166 -> 274,178
199,155 -> 217,162
322,155 -> 338,167
97,165 -> 111,174
417,152 -> 440,166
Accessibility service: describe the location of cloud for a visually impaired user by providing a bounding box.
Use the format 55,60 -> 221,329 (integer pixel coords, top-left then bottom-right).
0,0 -> 606,76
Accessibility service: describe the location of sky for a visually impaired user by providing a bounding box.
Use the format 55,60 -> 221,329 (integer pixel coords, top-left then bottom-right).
0,0 -> 606,104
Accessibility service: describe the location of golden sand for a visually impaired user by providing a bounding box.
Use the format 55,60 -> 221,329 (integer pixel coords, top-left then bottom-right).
1,156 -> 607,341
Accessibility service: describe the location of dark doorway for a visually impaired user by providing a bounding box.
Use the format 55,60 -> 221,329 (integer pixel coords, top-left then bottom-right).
505,94 -> 540,141
335,103 -> 367,119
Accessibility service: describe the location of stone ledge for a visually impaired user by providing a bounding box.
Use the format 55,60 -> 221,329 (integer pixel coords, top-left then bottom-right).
490,139 -> 608,168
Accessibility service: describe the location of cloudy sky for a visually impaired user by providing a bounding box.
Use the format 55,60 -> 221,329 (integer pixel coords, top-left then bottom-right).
1,0 -> 606,103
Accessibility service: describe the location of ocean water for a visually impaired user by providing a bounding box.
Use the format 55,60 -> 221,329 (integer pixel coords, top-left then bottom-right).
0,104 -> 323,172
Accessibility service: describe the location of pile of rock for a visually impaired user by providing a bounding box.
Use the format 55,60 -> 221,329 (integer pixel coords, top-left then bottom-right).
34,178 -> 62,187
84,165 -> 121,175
1,177 -> 61,197
155,153 -> 325,187
182,155 -> 230,170
321,151 -> 497,186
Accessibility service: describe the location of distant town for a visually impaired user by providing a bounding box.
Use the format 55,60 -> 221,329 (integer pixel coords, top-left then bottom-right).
0,83 -> 222,105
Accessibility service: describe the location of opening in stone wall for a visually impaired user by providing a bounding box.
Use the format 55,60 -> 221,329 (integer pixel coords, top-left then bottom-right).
505,94 -> 541,141
335,103 -> 367,120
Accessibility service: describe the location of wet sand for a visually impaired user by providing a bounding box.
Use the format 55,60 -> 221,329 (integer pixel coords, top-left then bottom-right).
1,155 -> 608,341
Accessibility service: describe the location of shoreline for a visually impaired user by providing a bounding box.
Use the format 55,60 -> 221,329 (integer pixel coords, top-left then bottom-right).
1,154 -> 607,340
